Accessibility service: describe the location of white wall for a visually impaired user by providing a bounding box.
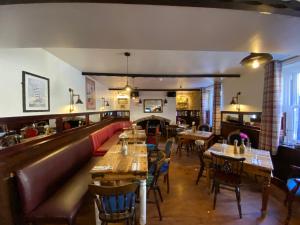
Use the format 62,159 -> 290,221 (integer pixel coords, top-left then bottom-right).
222,67 -> 264,112
130,91 -> 176,124
0,48 -> 110,117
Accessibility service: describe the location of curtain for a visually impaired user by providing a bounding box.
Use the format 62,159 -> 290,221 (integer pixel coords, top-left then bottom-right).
200,88 -> 208,125
259,61 -> 282,155
212,80 -> 222,135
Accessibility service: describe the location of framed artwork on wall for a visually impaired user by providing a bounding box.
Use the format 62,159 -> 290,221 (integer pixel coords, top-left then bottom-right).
86,77 -> 96,110
144,99 -> 163,113
22,71 -> 50,112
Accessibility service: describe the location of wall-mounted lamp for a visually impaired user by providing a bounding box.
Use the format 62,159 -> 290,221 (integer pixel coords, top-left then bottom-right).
230,92 -> 241,112
101,97 -> 110,107
164,98 -> 168,105
139,98 -> 142,104
69,88 -> 83,112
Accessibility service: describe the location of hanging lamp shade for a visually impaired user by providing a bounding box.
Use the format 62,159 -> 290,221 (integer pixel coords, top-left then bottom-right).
123,52 -> 132,92
75,97 -> 83,104
240,53 -> 273,69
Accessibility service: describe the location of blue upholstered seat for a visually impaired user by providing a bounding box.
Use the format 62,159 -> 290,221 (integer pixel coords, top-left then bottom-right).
287,178 -> 300,196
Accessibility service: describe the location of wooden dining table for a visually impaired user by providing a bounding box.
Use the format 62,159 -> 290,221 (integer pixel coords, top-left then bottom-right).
178,130 -> 214,149
90,144 -> 148,225
204,143 -> 274,216
120,129 -> 147,143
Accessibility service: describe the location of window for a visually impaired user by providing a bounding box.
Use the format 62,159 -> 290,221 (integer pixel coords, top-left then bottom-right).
282,60 -> 300,144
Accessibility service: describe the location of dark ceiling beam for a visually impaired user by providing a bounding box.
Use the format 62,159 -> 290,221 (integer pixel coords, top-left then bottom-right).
1,0 -> 300,17
108,88 -> 203,91
82,72 -> 240,78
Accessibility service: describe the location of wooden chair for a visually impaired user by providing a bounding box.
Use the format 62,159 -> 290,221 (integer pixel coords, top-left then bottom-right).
285,165 -> 300,225
89,182 -> 138,225
176,136 -> 194,156
147,151 -> 166,220
198,124 -> 210,132
227,130 -> 250,146
211,152 -> 245,219
160,138 -> 175,193
195,140 -> 206,184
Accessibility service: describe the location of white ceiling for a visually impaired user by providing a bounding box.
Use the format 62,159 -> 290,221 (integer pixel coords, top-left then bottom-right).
0,3 -> 298,88
45,48 -> 264,89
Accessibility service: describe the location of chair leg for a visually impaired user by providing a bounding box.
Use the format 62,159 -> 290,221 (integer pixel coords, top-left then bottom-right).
213,182 -> 218,210
153,189 -> 163,220
157,186 -> 164,202
166,174 -> 170,193
235,186 -> 242,219
196,164 -> 204,184
286,192 -> 295,224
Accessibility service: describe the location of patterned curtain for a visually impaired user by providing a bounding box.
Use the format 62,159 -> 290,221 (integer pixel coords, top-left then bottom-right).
259,61 -> 282,155
199,88 -> 208,125
212,80 -> 222,135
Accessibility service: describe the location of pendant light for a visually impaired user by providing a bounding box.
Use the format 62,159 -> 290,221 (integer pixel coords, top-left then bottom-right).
124,52 -> 132,92
240,53 -> 273,69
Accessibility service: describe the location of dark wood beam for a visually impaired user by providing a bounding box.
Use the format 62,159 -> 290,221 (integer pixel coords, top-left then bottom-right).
1,0 -> 300,17
82,72 -> 240,78
109,88 -> 203,91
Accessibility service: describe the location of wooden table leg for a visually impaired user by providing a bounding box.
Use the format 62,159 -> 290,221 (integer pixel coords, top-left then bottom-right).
139,179 -> 147,225
261,175 -> 271,216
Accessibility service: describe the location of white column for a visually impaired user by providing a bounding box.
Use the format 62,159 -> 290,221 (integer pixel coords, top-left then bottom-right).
139,179 -> 147,225
93,180 -> 102,225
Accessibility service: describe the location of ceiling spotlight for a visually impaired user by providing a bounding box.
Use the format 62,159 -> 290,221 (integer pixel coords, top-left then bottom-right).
240,53 -> 273,69
260,11 -> 272,15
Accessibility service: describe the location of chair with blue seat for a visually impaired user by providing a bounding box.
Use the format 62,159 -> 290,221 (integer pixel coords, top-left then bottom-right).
160,138 -> 175,193
89,182 -> 138,225
147,151 -> 166,221
285,165 -> 300,224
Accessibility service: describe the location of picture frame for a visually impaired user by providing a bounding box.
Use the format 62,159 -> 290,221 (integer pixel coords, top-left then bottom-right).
143,99 -> 163,113
22,71 -> 50,112
86,77 -> 96,110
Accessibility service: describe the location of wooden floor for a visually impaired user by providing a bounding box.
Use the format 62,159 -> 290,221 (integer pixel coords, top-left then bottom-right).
73,145 -> 300,225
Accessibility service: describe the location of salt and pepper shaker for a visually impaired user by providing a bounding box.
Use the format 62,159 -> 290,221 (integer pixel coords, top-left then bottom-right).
240,139 -> 246,154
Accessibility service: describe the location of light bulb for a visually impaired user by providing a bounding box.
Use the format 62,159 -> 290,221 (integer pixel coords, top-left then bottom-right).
252,60 -> 260,69
126,86 -> 131,92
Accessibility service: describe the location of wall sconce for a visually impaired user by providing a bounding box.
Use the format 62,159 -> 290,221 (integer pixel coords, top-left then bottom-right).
102,97 -> 110,107
139,98 -> 142,104
230,92 -> 241,112
69,88 -> 83,112
164,98 -> 168,105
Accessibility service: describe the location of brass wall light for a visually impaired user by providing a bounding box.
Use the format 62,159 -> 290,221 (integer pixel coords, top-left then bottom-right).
101,97 -> 110,107
230,92 -> 241,112
69,88 -> 83,112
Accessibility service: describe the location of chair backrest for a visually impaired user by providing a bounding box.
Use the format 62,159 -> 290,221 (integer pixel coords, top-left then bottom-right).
89,183 -> 138,216
165,138 -> 175,158
149,151 -> 166,184
195,140 -> 205,165
227,130 -> 250,146
198,124 -> 210,132
211,152 -> 245,182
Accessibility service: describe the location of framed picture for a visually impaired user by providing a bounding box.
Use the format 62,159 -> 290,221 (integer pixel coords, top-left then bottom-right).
144,99 -> 163,113
22,71 -> 50,112
86,77 -> 96,110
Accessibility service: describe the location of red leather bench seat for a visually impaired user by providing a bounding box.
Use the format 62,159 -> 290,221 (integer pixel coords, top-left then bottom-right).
15,137 -> 96,225
90,121 -> 132,156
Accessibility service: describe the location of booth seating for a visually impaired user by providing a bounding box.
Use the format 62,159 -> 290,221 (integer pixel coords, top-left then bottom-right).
15,136 -> 96,225
89,121 -> 132,156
